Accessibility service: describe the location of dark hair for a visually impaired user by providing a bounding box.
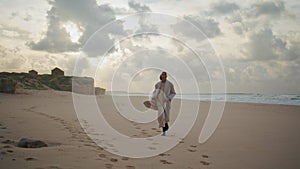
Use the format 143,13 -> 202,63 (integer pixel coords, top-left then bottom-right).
160,72 -> 167,80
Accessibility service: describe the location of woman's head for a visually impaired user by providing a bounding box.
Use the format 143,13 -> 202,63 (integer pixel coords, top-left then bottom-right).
160,72 -> 167,82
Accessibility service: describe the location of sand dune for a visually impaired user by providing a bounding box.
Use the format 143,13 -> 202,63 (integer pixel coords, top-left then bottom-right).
0,90 -> 300,169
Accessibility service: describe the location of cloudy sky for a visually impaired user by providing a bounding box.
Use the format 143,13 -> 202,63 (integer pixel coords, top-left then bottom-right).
0,0 -> 300,94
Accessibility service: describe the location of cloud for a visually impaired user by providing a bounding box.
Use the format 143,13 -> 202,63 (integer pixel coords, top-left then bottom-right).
23,13 -> 32,21
29,0 -> 125,54
27,11 -> 80,53
222,58 -> 300,93
112,7 -> 131,15
96,48 -> 204,93
203,0 -> 300,93
90,33 -> 213,92
210,1 -> 239,14
172,15 -> 221,41
135,14 -> 158,34
127,1 -> 157,35
128,0 -> 151,12
224,0 -> 288,23
0,24 -> 31,39
0,45 -> 28,71
218,0 -> 299,62
250,0 -> 286,18
241,28 -> 300,61
241,28 -> 283,60
284,31 -> 300,60
225,0 -> 293,35
31,53 -> 91,76
10,12 -> 18,19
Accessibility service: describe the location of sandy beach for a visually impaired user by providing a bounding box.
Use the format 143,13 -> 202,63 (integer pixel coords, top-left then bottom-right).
0,90 -> 300,169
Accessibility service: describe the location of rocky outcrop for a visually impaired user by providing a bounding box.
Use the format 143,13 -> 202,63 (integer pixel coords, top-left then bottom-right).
0,72 -> 100,95
39,75 -> 73,91
0,77 -> 17,94
0,72 -> 48,92
95,87 -> 106,95
72,77 -> 94,95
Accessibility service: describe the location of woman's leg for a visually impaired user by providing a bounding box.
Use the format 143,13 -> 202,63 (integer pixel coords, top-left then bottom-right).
162,123 -> 169,132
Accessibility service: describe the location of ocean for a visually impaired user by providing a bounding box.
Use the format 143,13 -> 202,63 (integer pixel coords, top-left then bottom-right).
176,93 -> 300,106
107,92 -> 300,106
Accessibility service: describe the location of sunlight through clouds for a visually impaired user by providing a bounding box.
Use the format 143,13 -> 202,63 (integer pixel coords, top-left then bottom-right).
62,21 -> 83,43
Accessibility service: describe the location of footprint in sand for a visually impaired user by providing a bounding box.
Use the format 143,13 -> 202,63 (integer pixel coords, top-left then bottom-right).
202,154 -> 209,158
200,161 -> 210,165
105,163 -> 113,169
3,145 -> 12,148
110,158 -> 118,162
99,154 -> 106,158
122,157 -> 129,161
25,157 -> 37,161
126,165 -> 136,169
97,147 -> 104,151
159,153 -> 170,156
148,146 -> 156,150
83,143 -> 95,147
6,150 -> 13,153
187,149 -> 197,152
1,139 -> 15,145
46,166 -> 63,169
160,159 -> 173,164
107,143 -> 114,147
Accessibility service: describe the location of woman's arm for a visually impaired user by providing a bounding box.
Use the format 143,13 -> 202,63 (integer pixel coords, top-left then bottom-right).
167,83 -> 176,101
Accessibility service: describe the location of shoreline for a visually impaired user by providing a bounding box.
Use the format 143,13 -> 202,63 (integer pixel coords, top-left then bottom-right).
107,94 -> 300,107
3,88 -> 300,106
